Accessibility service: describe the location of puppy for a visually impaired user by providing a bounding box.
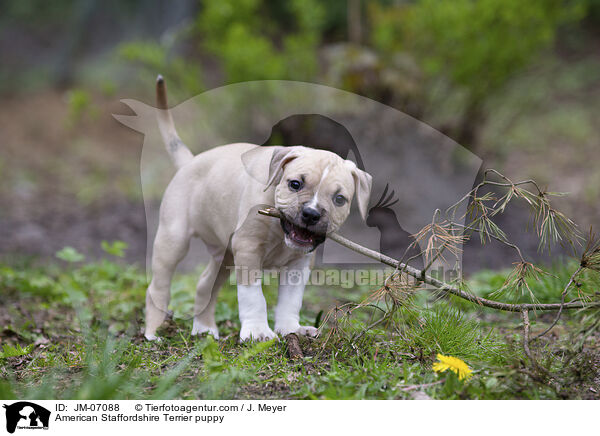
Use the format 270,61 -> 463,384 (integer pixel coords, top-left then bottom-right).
145,76 -> 372,341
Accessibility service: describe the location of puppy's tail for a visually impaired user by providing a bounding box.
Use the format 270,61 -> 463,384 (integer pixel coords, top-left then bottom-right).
156,75 -> 194,169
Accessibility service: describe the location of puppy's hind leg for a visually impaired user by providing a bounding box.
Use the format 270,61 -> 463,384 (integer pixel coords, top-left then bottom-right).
192,251 -> 233,339
144,225 -> 190,340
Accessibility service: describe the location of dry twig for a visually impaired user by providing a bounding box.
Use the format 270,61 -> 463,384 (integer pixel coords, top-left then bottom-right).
260,206 -> 598,313
285,333 -> 304,359
259,195 -> 598,372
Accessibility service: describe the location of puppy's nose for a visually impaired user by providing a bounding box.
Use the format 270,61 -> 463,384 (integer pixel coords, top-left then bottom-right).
301,206 -> 321,225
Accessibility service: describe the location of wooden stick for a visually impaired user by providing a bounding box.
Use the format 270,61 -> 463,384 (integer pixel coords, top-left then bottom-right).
258,207 -> 599,313
285,333 -> 304,359
521,309 -> 550,376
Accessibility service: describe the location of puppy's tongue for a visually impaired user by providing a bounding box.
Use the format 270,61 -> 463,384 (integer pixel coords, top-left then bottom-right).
290,226 -> 314,245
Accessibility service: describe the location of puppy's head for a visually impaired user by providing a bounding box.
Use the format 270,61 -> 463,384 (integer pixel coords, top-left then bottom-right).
266,146 -> 372,253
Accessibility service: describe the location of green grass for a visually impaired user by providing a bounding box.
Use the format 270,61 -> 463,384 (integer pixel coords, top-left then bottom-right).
1,246 -> 599,400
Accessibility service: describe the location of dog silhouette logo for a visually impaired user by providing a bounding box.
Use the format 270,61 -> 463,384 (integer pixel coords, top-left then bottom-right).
3,402 -> 50,433
114,80 -> 481,277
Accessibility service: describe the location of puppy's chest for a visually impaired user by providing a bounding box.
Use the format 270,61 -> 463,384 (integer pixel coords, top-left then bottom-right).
261,239 -> 305,269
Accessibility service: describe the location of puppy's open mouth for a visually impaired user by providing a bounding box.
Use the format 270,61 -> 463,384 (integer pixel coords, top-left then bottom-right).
279,214 -> 326,251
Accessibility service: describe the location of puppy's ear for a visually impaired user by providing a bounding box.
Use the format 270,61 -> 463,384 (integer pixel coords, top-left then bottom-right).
345,160 -> 373,221
265,146 -> 302,190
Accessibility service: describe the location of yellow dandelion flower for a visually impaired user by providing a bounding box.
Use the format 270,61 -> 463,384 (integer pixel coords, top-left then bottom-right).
432,354 -> 473,381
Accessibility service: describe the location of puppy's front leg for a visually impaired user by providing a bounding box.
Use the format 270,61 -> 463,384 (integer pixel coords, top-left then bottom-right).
233,239 -> 277,341
237,279 -> 277,342
274,255 -> 318,337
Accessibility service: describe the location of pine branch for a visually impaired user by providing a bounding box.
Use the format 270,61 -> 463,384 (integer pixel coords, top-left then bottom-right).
258,208 -> 600,313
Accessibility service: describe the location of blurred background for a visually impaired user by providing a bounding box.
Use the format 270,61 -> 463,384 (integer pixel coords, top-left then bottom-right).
1,0 -> 598,273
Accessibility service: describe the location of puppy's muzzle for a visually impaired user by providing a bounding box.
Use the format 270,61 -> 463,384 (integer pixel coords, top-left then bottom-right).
279,210 -> 327,252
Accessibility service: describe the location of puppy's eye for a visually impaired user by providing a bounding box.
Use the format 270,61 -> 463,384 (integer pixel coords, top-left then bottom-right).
333,194 -> 347,206
288,180 -> 303,191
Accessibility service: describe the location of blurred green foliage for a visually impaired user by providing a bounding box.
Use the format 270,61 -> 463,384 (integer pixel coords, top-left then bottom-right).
196,0 -> 325,83
117,41 -> 204,95
2,0 -> 595,99
400,0 -> 586,100
101,240 -> 128,258
111,0 -> 592,148
4,0 -> 594,117
0,0 -> 77,26
367,0 -> 589,145
0,344 -> 34,360
65,88 -> 98,128
55,246 -> 86,263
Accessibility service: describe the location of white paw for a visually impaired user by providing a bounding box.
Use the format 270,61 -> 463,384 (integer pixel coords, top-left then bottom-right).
239,323 -> 277,342
275,324 -> 319,337
144,333 -> 162,342
191,320 -> 220,339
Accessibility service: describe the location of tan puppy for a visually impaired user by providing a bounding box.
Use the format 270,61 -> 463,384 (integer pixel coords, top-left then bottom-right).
145,76 -> 372,341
